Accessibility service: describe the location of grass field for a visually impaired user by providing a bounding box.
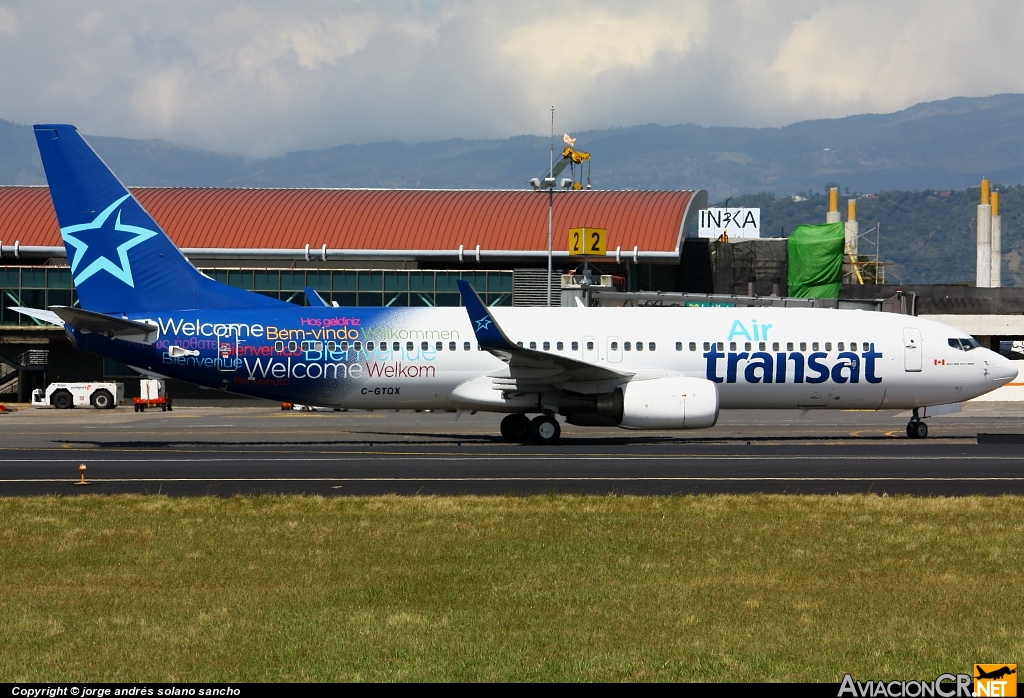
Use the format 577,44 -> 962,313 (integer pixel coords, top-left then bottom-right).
1,495 -> 1022,682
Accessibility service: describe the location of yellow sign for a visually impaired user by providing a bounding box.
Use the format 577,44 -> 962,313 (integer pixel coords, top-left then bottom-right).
975,665 -> 1017,697
568,227 -> 607,256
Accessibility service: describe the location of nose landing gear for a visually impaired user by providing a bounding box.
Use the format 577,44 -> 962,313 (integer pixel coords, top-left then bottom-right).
906,408 -> 929,439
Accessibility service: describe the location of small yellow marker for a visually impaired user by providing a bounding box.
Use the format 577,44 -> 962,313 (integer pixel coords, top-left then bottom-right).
75,463 -> 90,486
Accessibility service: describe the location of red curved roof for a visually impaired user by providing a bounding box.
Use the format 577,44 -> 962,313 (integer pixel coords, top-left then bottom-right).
0,187 -> 703,254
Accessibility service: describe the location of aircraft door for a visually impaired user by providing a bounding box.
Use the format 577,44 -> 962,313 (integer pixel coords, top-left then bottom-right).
583,335 -> 600,363
903,328 -> 922,372
218,333 -> 241,372
607,336 -> 622,363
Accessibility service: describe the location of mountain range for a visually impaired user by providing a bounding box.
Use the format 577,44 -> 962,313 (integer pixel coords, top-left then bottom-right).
4,94 -> 1024,198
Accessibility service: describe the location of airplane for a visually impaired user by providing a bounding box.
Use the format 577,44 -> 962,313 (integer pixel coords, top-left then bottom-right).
975,666 -> 1016,681
12,124 -> 1018,444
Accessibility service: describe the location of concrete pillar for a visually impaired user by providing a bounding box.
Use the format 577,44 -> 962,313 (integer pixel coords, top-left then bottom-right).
991,190 -> 1001,288
977,179 -> 992,288
826,187 -> 841,224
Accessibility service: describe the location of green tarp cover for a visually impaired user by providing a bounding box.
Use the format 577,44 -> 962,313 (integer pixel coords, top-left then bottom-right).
786,222 -> 844,298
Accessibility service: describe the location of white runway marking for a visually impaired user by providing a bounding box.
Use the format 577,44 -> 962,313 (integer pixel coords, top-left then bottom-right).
3,476 -> 1024,483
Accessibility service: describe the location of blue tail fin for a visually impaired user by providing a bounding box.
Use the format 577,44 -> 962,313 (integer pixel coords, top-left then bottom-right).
33,124 -> 287,314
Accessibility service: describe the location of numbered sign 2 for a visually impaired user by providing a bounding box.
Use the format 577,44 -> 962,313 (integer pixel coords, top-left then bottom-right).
568,227 -> 607,256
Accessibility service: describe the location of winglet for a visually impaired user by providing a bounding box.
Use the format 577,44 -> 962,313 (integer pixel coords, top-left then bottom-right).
456,280 -> 518,351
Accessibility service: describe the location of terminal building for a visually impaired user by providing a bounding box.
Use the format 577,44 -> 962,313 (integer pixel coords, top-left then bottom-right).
0,186 -> 706,400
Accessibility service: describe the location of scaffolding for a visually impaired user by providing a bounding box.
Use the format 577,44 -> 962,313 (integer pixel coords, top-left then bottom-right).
844,223 -> 886,285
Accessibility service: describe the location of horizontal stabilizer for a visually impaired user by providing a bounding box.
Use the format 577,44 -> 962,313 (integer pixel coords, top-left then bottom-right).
9,306 -> 64,326
49,306 -> 159,344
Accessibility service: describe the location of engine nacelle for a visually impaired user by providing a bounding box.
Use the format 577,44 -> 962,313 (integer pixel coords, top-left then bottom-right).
619,376 -> 719,430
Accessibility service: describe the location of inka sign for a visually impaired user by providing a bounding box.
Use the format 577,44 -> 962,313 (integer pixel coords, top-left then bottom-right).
698,208 -> 761,239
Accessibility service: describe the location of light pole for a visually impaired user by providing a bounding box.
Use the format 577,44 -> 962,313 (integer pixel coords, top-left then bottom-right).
547,106 -> 554,307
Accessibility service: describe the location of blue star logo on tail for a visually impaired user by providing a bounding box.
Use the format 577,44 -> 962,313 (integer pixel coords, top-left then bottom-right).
60,194 -> 158,287
475,317 -> 492,331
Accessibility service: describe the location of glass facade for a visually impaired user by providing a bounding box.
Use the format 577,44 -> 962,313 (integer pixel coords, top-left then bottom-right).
0,267 -> 513,326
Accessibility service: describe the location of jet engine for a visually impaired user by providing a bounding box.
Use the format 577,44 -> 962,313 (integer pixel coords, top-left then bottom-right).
560,376 -> 719,430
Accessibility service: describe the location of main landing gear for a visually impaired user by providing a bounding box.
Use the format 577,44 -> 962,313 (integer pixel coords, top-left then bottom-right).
907,408 -> 929,439
500,413 -> 561,444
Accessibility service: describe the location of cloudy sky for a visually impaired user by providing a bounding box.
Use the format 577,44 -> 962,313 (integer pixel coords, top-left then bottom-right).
0,1 -> 1021,156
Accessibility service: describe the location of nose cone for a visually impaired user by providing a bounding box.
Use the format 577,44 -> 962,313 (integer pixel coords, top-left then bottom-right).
991,351 -> 1018,385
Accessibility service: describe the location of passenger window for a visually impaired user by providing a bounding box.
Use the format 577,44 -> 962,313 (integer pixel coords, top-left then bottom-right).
676,342 -> 683,351
421,341 -> 429,351
275,341 -> 284,352
759,342 -> 766,351
730,342 -> 737,351
354,341 -> 362,351
449,341 -> 456,351
649,342 -> 656,351
393,342 -> 399,351
838,342 -> 844,351
529,341 -> 537,350
611,341 -> 619,350
557,341 -> 564,351
571,341 -> 579,351
799,342 -> 806,351
624,342 -> 631,351
688,342 -> 696,351
703,342 -> 710,351
586,341 -> 594,350
314,341 -> 323,352
636,342 -> 644,352
365,341 -> 373,351
517,341 -> 523,347
326,341 -> 335,352
772,342 -> 779,351
825,342 -> 832,351
744,342 -> 751,351
851,342 -> 857,351
787,342 -> 794,351
436,341 -> 443,351
812,342 -> 819,351
288,340 -> 298,352
464,341 -> 471,351
543,341 -> 550,351
717,342 -> 724,351
406,341 -> 414,351
341,341 -> 349,351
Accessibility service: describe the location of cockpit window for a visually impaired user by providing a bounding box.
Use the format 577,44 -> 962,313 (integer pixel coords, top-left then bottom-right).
948,337 -> 981,351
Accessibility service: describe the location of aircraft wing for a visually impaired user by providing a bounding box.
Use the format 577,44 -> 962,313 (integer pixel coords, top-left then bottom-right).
456,280 -> 630,391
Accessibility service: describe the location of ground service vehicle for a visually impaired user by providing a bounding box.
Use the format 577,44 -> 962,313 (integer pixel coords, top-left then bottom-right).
133,378 -> 172,412
11,124 -> 1019,443
31,382 -> 124,409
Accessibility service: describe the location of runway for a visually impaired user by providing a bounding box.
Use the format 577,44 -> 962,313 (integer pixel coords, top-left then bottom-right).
2,403 -> 1024,496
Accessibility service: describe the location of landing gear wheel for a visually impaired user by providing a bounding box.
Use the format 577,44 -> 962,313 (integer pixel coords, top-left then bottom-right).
500,413 -> 531,443
907,420 -> 928,439
529,415 -> 561,445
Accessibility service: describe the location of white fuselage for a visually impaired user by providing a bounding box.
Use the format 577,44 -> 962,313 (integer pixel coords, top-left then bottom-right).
315,306 -> 1016,411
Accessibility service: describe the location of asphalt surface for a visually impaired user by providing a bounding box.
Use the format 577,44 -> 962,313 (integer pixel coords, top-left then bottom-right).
2,402 -> 1024,496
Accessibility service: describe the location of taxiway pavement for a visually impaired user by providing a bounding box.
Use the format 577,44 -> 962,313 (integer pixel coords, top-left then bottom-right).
1,403 -> 1022,496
